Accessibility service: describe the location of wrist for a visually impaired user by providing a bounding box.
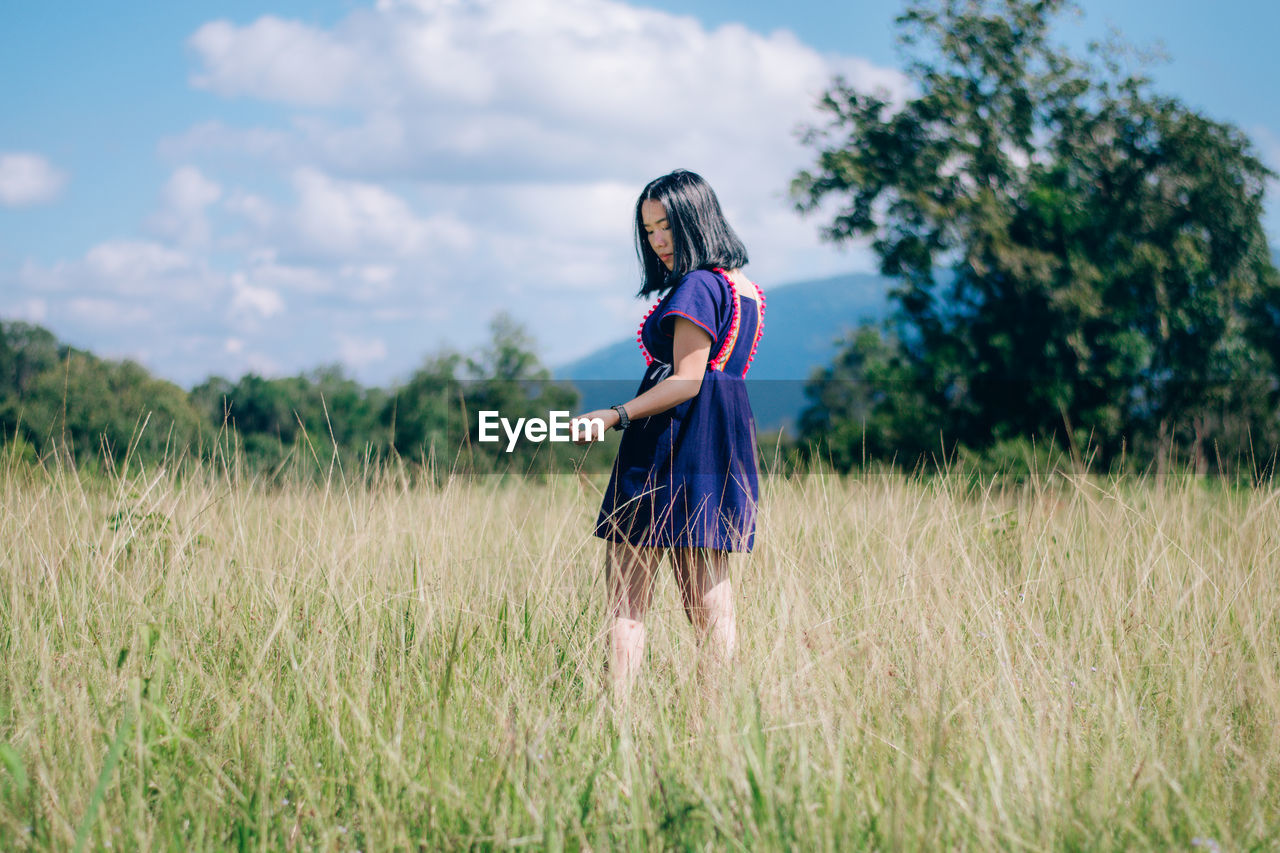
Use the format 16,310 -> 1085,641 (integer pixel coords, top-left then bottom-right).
610,404 -> 630,430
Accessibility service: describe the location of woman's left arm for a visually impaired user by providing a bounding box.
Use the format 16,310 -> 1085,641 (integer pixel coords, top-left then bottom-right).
571,318 -> 711,439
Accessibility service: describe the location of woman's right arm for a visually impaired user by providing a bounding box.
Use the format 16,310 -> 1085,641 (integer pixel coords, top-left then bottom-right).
570,317 -> 712,441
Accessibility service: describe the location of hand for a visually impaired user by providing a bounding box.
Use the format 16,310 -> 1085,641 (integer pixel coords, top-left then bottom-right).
570,409 -> 620,444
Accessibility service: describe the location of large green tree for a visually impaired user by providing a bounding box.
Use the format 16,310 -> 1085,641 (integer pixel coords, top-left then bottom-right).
2,337 -> 203,466
794,0 -> 1279,471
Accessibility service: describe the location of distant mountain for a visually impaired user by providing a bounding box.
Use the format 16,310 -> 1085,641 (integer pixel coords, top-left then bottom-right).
553,272 -> 893,432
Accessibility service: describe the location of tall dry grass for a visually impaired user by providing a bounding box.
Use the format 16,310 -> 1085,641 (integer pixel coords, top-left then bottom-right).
1,445 -> 1277,850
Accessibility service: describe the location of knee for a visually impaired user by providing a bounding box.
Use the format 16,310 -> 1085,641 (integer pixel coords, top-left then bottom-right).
612,615 -> 643,630
685,584 -> 733,634
702,579 -> 734,617
611,616 -> 645,643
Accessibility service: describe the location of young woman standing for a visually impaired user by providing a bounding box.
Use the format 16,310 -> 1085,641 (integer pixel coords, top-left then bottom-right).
573,169 -> 765,691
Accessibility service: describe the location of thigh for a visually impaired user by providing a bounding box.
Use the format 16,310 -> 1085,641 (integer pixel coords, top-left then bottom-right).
670,547 -> 730,604
606,539 -> 662,620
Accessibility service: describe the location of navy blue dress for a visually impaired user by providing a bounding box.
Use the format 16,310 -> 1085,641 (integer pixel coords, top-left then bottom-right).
594,268 -> 765,551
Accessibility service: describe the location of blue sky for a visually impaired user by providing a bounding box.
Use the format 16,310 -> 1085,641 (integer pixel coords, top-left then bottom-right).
2,0 -> 1276,387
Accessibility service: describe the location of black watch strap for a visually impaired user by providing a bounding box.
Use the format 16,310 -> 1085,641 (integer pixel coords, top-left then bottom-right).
611,404 -> 631,430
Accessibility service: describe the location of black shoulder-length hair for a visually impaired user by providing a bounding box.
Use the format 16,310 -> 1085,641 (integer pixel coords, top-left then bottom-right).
635,169 -> 749,298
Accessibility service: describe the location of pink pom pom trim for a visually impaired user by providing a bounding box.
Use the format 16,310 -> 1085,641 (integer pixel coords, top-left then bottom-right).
743,281 -> 765,377
636,297 -> 660,366
708,268 -> 741,372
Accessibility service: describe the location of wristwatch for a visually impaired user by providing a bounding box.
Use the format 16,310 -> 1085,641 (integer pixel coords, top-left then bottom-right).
611,404 -> 631,431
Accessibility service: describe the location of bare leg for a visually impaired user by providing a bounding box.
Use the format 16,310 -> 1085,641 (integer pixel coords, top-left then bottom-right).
605,539 -> 659,693
671,547 -> 736,664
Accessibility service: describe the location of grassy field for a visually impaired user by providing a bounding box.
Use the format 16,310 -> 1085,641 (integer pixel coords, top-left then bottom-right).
1,449 -> 1278,851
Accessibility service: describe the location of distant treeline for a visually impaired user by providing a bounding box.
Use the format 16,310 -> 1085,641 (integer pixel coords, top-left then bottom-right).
5,309 -> 1280,484
0,315 -> 610,479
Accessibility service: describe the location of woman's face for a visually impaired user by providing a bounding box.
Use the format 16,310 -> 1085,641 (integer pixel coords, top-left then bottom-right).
641,199 -> 674,270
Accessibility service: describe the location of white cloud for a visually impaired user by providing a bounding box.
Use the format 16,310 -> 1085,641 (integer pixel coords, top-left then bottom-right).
181,0 -> 909,183
230,272 -> 285,319
338,264 -> 399,301
220,168 -> 472,268
5,298 -> 47,324
0,152 -> 68,207
149,166 -> 223,247
189,16 -> 363,107
341,264 -> 396,285
67,297 -> 154,327
290,168 -> 433,257
224,189 -> 277,230
7,235 -> 413,385
13,240 -> 206,302
442,180 -> 637,291
11,240 -> 225,358
82,240 -> 194,293
243,250 -> 333,294
336,333 -> 388,368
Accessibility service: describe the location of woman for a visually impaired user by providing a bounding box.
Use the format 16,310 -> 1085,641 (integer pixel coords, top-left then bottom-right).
572,169 -> 765,691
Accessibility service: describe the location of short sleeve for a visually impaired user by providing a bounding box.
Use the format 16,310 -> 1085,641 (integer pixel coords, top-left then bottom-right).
657,270 -> 724,343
